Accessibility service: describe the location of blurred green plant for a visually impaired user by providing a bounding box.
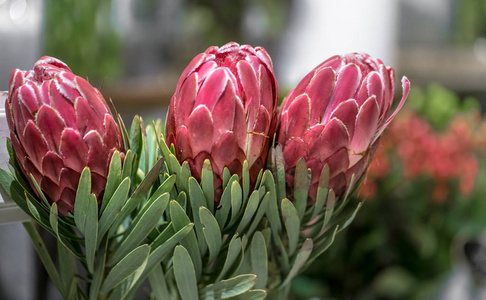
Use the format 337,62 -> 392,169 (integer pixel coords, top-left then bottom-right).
453,0 -> 486,44
43,0 -> 121,82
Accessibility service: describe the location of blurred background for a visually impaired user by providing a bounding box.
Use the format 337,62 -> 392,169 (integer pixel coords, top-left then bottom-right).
1,0 -> 486,299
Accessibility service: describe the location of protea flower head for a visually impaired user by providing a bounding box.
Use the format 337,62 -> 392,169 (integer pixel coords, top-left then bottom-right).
166,42 -> 278,200
6,56 -> 125,215
277,53 -> 410,203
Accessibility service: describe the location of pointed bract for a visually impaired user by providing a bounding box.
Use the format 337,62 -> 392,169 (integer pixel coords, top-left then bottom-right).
277,53 -> 410,204
5,56 -> 125,215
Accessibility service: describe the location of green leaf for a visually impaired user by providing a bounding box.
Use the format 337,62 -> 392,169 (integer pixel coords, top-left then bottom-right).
85,194 -> 99,273
148,265 -> 170,300
321,189 -> 336,233
226,289 -> 266,300
337,202 -> 362,233
273,145 -> 286,203
229,181 -> 243,226
101,244 -> 150,294
242,160 -> 250,203
250,232 -> 268,289
217,235 -> 242,281
0,168 -> 30,215
216,174 -> 239,229
173,246 -> 199,300
200,274 -> 257,299
260,171 -> 281,238
74,168 -> 91,234
177,161 -> 191,192
235,190 -> 260,234
200,207 -> 222,264
58,238 -> 77,293
108,197 -> 165,266
121,149 -> 133,180
188,177 -> 209,255
281,198 -> 300,256
28,174 -> 49,206
98,177 -> 131,240
293,158 -> 309,222
129,116 -> 143,171
89,238 -> 107,300
201,159 -> 215,213
282,238 -> 313,286
310,165 -> 329,222
170,200 -> 202,279
176,191 -> 187,210
101,150 -> 122,212
223,167 -> 231,189
247,191 -> 269,238
149,175 -> 176,203
131,157 -> 164,199
23,222 -> 67,299
306,225 -> 339,268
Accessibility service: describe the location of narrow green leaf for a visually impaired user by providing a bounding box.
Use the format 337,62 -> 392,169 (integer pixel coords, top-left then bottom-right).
101,151 -> 122,212
148,265 -> 170,300
98,177 -> 131,239
216,174 -> 238,229
101,244 -> 150,294
223,167 -> 231,189
121,149 -> 133,180
173,246 -> 198,300
247,192 -> 269,238
131,157 -> 164,199
310,165 -> 329,222
230,181 -> 242,225
217,235 -> 242,281
129,116 -> 143,170
250,232 -> 268,289
334,173 -> 356,215
176,191 -> 187,210
23,222 -> 67,299
337,202 -> 363,233
226,289 -> 266,300
177,161 -> 191,192
89,238 -> 107,300
260,171 -> 281,238
306,225 -> 339,268
200,207 -> 222,264
74,168 -> 91,234
200,274 -> 257,299
28,174 -> 50,206
149,174 -> 176,203
26,196 -> 42,224
282,238 -> 313,286
188,177 -> 209,255
85,194 -> 98,273
58,238 -> 77,293
293,158 -> 309,222
273,145 -> 286,203
322,189 -> 336,233
281,198 -> 300,256
235,190 -> 260,234
108,197 -> 165,266
170,200 -> 202,279
242,160 -> 250,203
201,159 -> 215,213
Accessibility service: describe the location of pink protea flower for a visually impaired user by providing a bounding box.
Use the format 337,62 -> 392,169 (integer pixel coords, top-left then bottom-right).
6,56 -> 125,215
166,42 -> 278,201
277,53 -> 410,203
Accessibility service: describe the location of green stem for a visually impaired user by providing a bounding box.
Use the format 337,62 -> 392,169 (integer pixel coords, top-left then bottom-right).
23,222 -> 69,299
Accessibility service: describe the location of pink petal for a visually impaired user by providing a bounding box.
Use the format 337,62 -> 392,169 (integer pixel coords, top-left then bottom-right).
233,96 -> 247,150
84,130 -> 108,175
210,131 -> 245,177
102,114 -> 123,150
74,76 -> 108,115
212,79 -> 236,135
41,151 -> 64,184
187,105 -> 214,155
36,104 -> 65,152
308,118 -> 349,162
329,99 -> 359,140
40,176 -> 63,203
285,94 -> 310,140
59,167 -> 81,191
282,137 -> 306,169
49,81 -> 76,128
175,126 -> 193,161
75,96 -> 104,136
324,63 -> 361,120
57,188 -> 76,215
246,106 -> 270,166
258,64 -> 276,114
22,121 -> 48,170
91,171 -> 107,199
174,73 -> 198,128
350,96 -> 380,166
306,67 -> 335,124
195,68 -> 228,110
60,128 -> 89,173
237,60 -> 259,108
177,53 -> 207,91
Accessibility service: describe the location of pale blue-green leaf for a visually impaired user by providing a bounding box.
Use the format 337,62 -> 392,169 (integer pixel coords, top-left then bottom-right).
131,157 -> 164,199
201,159 -> 214,213
173,246 -> 198,300
281,198 -> 300,256
223,167 -> 231,189
226,289 -> 266,300
148,265 -> 170,300
216,236 -> 242,282
188,177 -> 208,255
85,194 -> 98,273
200,207 -> 222,264
101,151 -> 122,212
246,192 -> 269,238
216,174 -> 238,229
229,181 -> 242,226
260,171 -> 280,238
235,190 -> 260,234
200,274 -> 257,299
170,200 -> 202,279
250,232 -> 268,289
108,197 -> 165,266
121,149 -> 133,180
28,174 -> 49,206
98,177 -> 131,240
273,144 -> 286,203
282,238 -> 313,286
101,244 -> 150,294
74,167 -> 91,234
293,158 -> 309,221
242,160 -> 250,203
